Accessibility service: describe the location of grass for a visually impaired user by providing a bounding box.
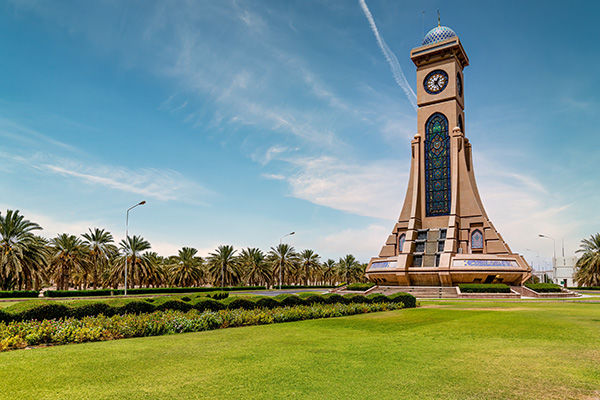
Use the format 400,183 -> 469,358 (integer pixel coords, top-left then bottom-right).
0,301 -> 19,309
0,300 -> 598,399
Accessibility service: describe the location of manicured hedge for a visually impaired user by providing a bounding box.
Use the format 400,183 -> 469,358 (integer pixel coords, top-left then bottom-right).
345,283 -> 375,291
458,284 -> 511,293
525,283 -> 563,293
366,293 -> 389,303
0,290 -> 39,298
388,293 -> 417,308
206,291 -> 229,300
43,286 -> 267,298
343,293 -> 367,303
1,292 -> 417,323
568,286 -> 600,291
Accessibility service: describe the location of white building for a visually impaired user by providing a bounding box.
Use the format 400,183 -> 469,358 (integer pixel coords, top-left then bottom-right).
552,256 -> 577,287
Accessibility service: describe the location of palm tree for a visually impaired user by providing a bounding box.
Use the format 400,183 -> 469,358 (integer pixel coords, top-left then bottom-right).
207,245 -> 240,287
338,254 -> 360,284
82,228 -> 116,290
574,233 -> 600,287
140,251 -> 166,288
238,248 -> 271,286
299,249 -> 320,285
322,259 -> 337,285
0,210 -> 48,290
267,243 -> 299,288
169,247 -> 204,287
49,234 -> 88,290
108,235 -> 156,289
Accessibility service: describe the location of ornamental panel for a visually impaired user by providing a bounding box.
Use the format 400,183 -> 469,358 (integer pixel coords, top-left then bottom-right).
425,113 -> 451,216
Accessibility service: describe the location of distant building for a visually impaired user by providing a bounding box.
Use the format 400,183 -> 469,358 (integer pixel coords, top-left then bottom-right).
553,256 -> 577,287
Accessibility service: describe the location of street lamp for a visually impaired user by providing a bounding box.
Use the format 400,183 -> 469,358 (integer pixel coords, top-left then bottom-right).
538,234 -> 556,259
124,200 -> 146,295
538,234 -> 556,284
279,232 -> 295,290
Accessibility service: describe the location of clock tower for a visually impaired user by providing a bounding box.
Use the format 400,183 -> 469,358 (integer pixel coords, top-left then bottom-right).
365,24 -> 531,286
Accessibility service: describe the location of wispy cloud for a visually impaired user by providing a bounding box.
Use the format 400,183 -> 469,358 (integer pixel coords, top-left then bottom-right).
41,161 -> 212,205
0,117 -> 79,153
358,0 -> 417,109
279,155 -> 407,219
0,148 -> 212,205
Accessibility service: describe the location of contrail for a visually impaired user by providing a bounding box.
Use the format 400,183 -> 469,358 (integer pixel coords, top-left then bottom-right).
359,0 -> 417,110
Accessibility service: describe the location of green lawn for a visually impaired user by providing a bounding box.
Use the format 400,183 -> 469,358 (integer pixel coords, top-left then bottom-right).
1,301 -> 598,399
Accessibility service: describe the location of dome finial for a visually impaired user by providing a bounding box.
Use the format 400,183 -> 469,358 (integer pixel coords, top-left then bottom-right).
437,10 -> 441,27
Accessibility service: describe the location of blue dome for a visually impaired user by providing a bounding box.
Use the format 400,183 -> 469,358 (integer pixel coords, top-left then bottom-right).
422,26 -> 457,46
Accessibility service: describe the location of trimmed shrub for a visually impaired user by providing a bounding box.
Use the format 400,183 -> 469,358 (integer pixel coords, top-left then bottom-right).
525,283 -> 562,293
155,300 -> 193,312
181,296 -> 191,302
569,286 -> 600,291
224,297 -> 257,310
145,298 -> 155,303
345,283 -> 375,291
44,289 -> 113,298
1,292 -> 411,323
70,302 -> 114,319
343,293 -> 367,303
0,309 -> 9,323
299,294 -> 326,305
0,290 -> 39,298
252,296 -> 280,309
274,294 -> 305,306
17,302 -> 71,321
458,284 -> 511,293
321,293 -> 346,304
387,292 -> 417,308
366,293 -> 390,303
192,298 -> 225,312
206,291 -> 229,300
117,301 -> 156,315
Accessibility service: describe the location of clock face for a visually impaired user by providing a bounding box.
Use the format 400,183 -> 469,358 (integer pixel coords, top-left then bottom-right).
457,72 -> 463,97
424,70 -> 448,94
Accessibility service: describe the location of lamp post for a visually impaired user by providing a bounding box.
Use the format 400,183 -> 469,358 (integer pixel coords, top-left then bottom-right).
279,232 -> 295,290
538,234 -> 556,283
125,200 -> 146,296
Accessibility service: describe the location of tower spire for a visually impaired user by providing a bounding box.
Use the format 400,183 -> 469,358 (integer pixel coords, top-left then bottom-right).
437,10 -> 441,26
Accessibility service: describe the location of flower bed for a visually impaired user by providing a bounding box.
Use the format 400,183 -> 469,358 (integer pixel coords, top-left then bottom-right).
0,302 -> 403,351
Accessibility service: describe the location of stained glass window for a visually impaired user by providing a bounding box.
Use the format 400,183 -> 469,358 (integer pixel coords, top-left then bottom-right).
471,230 -> 483,249
425,113 -> 451,216
398,234 -> 406,253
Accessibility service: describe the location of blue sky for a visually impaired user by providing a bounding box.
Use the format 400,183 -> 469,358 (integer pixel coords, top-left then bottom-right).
0,0 -> 598,267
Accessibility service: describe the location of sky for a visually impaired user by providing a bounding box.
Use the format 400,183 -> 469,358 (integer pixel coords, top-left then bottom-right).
0,0 -> 599,268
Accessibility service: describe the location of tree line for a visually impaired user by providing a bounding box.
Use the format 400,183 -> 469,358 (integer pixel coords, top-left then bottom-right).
0,210 -> 368,291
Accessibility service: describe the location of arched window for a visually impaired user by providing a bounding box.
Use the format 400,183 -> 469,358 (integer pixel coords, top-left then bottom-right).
458,115 -> 464,133
425,113 -> 451,216
398,234 -> 406,253
471,229 -> 483,250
